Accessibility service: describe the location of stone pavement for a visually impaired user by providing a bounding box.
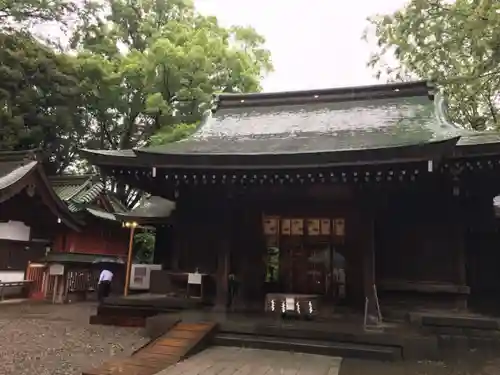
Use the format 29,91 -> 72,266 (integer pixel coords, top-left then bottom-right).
154,347 -> 343,375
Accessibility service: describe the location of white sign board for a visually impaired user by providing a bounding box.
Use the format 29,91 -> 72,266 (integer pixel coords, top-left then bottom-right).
0,221 -> 30,241
49,264 -> 64,276
187,273 -> 202,285
285,297 -> 295,311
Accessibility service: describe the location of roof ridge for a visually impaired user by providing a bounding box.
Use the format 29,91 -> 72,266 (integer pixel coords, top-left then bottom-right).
214,81 -> 434,111
49,174 -> 96,184
0,149 -> 41,163
64,178 -> 93,201
71,181 -> 104,204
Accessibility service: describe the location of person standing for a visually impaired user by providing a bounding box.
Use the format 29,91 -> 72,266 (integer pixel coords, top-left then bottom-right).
97,269 -> 113,303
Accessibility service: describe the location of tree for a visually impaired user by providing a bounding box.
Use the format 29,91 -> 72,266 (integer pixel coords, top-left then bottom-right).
72,0 -> 273,206
0,31 -> 87,174
133,230 -> 155,263
365,0 -> 500,130
0,0 -> 78,32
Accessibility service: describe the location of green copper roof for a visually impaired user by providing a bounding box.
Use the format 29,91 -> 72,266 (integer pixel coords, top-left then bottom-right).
51,175 -> 91,201
50,175 -> 106,213
141,82 -> 459,156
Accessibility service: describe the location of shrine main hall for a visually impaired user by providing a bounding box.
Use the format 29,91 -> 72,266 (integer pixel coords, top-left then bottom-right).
83,81 -> 500,314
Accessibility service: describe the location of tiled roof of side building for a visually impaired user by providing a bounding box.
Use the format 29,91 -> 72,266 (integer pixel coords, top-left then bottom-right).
0,150 -> 84,230
114,195 -> 175,224
50,175 -> 94,201
50,175 -> 122,216
0,150 -> 39,189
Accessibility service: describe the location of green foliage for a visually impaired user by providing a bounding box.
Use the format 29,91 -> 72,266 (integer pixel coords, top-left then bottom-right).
73,0 -> 273,152
0,0 -> 76,29
133,230 -> 155,263
365,0 -> 500,130
0,32 -> 87,173
69,0 -> 272,206
0,0 -> 272,200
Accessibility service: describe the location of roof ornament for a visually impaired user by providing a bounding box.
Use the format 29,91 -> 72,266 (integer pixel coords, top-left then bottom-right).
211,93 -> 221,113
434,92 -> 462,132
22,150 -> 38,163
426,80 -> 437,100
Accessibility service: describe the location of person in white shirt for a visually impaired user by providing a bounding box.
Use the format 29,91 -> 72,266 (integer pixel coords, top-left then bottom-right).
97,269 -> 113,303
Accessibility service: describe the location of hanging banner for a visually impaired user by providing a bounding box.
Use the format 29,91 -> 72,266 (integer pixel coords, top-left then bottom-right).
263,216 -> 278,235
320,219 -> 331,235
281,218 -> 291,235
307,219 -> 320,235
291,218 -> 304,235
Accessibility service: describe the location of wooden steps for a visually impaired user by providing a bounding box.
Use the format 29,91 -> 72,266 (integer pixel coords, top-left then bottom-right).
83,321 -> 218,375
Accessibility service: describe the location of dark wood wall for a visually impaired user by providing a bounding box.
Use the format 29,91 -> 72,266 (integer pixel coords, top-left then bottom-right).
162,185 -> 372,309
157,181 -> 481,311
375,190 -> 465,284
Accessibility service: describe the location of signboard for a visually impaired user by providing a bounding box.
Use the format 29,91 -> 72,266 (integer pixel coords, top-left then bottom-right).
187,273 -> 202,285
49,264 -> 64,276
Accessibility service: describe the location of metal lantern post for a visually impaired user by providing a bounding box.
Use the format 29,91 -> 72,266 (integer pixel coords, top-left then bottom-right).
123,221 -> 138,297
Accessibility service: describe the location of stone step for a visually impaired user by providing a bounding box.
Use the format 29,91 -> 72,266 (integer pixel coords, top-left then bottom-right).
213,333 -> 402,361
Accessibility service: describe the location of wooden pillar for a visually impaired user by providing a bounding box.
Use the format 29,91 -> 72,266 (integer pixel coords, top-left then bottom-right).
454,197 -> 468,310
153,224 -> 174,269
239,205 -> 265,311
358,190 -> 380,322
214,241 -> 230,310
363,216 -> 378,319
214,198 -> 232,312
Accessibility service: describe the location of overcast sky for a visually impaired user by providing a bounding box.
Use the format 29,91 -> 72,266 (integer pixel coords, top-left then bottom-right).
196,0 -> 408,92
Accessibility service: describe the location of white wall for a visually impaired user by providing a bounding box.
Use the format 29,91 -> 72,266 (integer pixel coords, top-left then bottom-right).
0,271 -> 25,282
0,221 -> 30,241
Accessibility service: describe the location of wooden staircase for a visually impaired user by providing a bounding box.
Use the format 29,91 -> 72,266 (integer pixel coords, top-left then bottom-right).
83,322 -> 218,375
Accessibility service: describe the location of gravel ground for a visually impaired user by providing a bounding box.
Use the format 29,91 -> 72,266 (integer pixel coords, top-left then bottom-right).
0,301 -> 148,375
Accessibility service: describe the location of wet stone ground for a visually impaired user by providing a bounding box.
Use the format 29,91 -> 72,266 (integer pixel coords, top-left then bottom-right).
339,350 -> 500,375
2,301 -> 500,375
0,301 -> 148,375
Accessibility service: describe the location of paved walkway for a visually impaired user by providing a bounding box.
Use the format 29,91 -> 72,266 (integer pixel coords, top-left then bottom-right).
155,347 -> 343,375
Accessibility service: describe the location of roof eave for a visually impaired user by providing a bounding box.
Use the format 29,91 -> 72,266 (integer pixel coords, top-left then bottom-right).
0,161 -> 38,204
114,212 -> 171,225
80,148 -> 147,167
131,136 -> 461,169
33,165 -> 85,231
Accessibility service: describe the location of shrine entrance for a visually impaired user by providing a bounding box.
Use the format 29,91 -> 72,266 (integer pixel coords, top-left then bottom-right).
263,216 -> 348,303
